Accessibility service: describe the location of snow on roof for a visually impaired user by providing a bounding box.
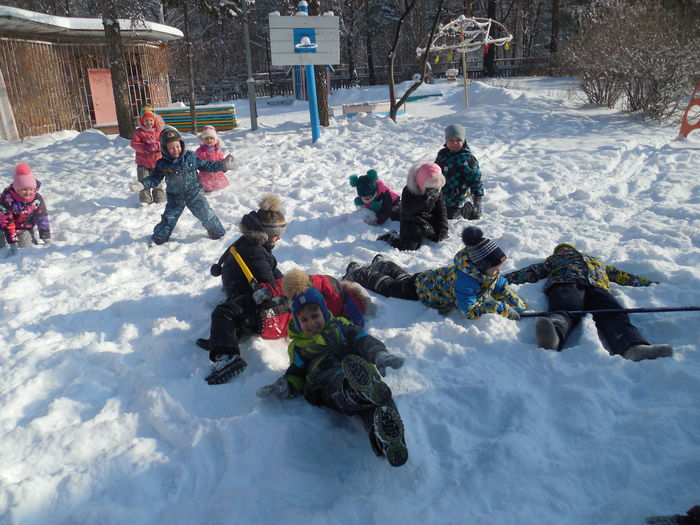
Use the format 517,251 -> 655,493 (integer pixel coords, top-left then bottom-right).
0,6 -> 183,43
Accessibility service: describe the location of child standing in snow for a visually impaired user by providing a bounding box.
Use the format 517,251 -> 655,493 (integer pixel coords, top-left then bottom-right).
196,126 -> 230,192
345,226 -> 525,320
129,107 -> 165,205
0,163 -> 51,255
504,243 -> 674,361
129,127 -> 234,245
349,169 -> 400,225
256,269 -> 408,467
377,162 -> 448,251
435,123 -> 484,220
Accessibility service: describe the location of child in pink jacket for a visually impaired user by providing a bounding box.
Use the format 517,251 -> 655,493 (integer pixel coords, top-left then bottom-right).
349,169 -> 401,225
196,126 -> 230,192
130,107 -> 165,204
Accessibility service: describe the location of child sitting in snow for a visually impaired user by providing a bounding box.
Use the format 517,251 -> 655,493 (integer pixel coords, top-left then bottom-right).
504,243 -> 674,361
345,226 -> 525,320
0,163 -> 51,255
129,127 -> 234,245
349,169 -> 400,225
256,269 -> 408,467
435,123 -> 484,220
377,162 -> 448,251
129,107 -> 165,205
196,125 -> 230,192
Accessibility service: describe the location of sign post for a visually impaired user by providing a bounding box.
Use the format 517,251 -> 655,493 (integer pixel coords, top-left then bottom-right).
269,1 -> 339,142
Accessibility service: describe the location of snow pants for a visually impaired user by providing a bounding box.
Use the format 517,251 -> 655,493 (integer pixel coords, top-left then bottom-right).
350,260 -> 420,300
207,293 -> 260,362
545,283 -> 649,355
137,165 -> 165,204
0,229 -> 37,248
152,190 -> 224,244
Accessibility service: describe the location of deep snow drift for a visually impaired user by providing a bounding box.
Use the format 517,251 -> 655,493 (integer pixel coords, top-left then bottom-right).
0,78 -> 698,525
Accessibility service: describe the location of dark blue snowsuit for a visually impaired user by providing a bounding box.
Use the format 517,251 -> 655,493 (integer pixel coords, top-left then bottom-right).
141,147 -> 227,244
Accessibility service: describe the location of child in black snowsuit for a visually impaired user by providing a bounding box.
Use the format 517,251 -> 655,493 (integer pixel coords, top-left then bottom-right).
256,269 -> 408,467
349,169 -> 401,225
197,194 -> 287,384
504,243 -> 673,362
378,162 -> 448,251
435,123 -> 484,220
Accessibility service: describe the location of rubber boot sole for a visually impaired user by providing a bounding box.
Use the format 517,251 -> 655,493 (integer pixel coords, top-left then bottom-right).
342,355 -> 391,406
205,355 -> 248,385
373,405 -> 408,467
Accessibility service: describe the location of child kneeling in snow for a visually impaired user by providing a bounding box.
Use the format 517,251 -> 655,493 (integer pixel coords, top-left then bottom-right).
349,169 -> 400,225
377,162 -> 448,251
345,226 -> 526,320
129,127 -> 234,245
257,269 -> 408,467
0,163 -> 51,255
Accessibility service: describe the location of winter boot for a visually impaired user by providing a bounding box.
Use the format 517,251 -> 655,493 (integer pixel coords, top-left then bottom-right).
371,256 -> 410,279
372,404 -> 408,467
622,344 -> 673,362
460,202 -> 474,219
535,317 -> 560,350
369,253 -> 385,268
342,355 -> 391,406
343,261 -> 361,282
205,354 -> 248,385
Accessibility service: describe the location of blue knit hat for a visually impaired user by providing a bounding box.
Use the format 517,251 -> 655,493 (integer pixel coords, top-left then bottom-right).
290,286 -> 331,332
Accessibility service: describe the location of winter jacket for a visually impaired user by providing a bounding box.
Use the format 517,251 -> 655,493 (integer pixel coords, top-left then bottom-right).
141,149 -> 226,198
0,181 -> 51,244
130,126 -> 162,169
196,145 -> 229,192
359,179 -> 400,225
283,316 -> 386,401
435,143 -> 483,209
504,248 -> 655,292
213,211 -> 283,298
399,171 -> 448,245
415,247 -> 526,319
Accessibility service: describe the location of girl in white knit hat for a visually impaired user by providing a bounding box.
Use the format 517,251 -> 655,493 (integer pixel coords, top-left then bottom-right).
196,125 -> 230,192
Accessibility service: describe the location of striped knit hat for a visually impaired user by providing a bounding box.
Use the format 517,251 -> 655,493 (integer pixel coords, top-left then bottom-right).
461,226 -> 506,272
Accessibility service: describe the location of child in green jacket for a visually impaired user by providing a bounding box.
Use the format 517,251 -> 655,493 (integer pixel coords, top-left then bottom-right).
256,269 -> 408,467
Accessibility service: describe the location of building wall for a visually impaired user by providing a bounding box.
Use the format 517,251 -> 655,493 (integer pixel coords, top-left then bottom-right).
0,38 -> 171,138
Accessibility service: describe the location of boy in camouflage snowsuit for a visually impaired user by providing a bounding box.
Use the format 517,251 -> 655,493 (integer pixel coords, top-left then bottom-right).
504,243 -> 673,361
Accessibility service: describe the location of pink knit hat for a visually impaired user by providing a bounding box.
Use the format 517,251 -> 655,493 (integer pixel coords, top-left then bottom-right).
13,163 -> 36,190
414,162 -> 445,192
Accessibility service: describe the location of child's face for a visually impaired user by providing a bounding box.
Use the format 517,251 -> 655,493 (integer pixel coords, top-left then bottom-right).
360,192 -> 376,204
446,136 -> 464,152
204,136 -> 217,146
484,262 -> 503,277
16,187 -> 36,199
297,303 -> 325,336
143,116 -> 155,128
166,141 -> 182,158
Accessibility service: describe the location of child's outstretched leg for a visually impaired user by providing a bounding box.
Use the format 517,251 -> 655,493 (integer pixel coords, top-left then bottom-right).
187,193 -> 225,240
371,401 -> 408,467
342,354 -> 391,405
344,264 -> 418,300
152,199 -> 186,244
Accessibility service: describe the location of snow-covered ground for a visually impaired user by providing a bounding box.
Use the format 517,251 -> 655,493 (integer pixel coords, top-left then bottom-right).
1,78 -> 698,525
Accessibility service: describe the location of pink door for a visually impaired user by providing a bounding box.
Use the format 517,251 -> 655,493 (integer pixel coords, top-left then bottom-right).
87,69 -> 117,124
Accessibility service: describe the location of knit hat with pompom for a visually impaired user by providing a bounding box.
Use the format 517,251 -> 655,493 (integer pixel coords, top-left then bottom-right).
282,268 -> 331,332
198,125 -> 219,145
462,226 -> 506,273
350,169 -> 379,205
13,163 -> 37,191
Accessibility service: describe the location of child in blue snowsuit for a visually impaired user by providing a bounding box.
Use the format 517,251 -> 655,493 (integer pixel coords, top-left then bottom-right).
435,123 -> 484,220
129,127 -> 234,245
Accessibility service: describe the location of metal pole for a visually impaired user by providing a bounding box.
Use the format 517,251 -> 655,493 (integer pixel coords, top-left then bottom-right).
305,64 -> 320,142
519,306 -> 700,318
242,0 -> 258,130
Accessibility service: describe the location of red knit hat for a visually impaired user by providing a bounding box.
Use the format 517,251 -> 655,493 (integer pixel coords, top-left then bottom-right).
13,163 -> 36,190
139,108 -> 157,127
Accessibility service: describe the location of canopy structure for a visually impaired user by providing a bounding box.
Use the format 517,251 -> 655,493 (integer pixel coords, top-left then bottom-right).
416,15 -> 513,57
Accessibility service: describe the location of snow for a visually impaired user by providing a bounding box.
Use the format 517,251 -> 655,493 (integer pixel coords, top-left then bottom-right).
1,77 -> 698,525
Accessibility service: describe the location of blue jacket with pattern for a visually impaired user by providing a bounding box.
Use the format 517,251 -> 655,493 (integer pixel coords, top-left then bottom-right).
504,248 -> 656,291
415,247 -> 526,319
141,149 -> 226,198
435,143 -> 484,209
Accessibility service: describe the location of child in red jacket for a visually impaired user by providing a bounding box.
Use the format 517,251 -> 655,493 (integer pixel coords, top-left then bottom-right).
129,107 -> 165,204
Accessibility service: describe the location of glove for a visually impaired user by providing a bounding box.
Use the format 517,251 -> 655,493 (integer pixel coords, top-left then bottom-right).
363,216 -> 378,226
146,142 -> 160,153
374,351 -> 405,377
252,285 -> 273,305
470,196 -> 482,220
504,305 -> 521,320
369,201 -> 382,212
222,154 -> 235,171
256,377 -> 291,399
129,180 -> 145,192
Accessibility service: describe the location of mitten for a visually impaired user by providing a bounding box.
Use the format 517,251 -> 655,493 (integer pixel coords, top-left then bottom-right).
252,285 -> 273,305
146,142 -> 160,153
374,350 -> 405,377
504,305 -> 521,320
129,180 -> 145,192
222,154 -> 235,171
369,201 -> 382,212
256,377 -> 291,398
470,196 -> 482,220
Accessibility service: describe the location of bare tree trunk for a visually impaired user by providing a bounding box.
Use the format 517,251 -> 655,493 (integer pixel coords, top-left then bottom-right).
309,0 -> 329,126
364,0 -> 376,85
466,0 -> 473,16
484,0 -> 497,77
388,0 -> 444,122
550,0 -> 560,72
182,0 -> 197,133
99,0 -> 134,139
